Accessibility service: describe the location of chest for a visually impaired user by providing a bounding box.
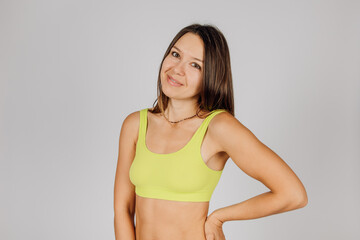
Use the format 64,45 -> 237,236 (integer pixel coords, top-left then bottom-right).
143,117 -> 228,171
145,121 -> 202,154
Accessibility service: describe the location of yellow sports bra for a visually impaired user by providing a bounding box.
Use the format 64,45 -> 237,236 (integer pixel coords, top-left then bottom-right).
129,108 -> 226,202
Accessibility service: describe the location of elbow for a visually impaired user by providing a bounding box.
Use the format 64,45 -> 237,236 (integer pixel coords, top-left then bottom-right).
277,187 -> 308,210
292,195 -> 308,209
289,190 -> 308,209
298,194 -> 308,208
290,182 -> 309,209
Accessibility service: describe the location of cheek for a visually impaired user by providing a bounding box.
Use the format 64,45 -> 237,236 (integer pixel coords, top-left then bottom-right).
191,70 -> 203,83
188,72 -> 203,89
161,62 -> 168,72
162,56 -> 175,69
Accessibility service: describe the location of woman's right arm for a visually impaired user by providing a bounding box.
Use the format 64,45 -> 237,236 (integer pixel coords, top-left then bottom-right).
113,111 -> 139,240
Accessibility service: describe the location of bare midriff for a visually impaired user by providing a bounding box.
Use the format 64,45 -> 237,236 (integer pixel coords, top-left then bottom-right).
134,194 -> 210,240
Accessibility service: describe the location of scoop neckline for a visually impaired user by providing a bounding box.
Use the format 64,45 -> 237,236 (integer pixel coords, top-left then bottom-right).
143,108 -> 218,156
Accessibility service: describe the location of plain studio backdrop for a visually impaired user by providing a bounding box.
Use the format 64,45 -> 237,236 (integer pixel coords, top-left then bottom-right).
1,0 -> 359,239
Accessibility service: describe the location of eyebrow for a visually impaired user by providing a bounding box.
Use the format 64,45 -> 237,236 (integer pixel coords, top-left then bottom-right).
173,45 -> 203,63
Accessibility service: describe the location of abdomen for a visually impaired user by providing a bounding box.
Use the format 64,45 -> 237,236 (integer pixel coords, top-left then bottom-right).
134,194 -> 209,240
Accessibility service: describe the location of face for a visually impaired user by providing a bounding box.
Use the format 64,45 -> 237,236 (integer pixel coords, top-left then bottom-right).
160,32 -> 204,100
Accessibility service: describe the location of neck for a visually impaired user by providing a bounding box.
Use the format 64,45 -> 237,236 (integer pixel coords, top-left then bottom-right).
165,98 -> 199,122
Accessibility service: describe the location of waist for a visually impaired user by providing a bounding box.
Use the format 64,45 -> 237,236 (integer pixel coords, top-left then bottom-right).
135,193 -> 209,239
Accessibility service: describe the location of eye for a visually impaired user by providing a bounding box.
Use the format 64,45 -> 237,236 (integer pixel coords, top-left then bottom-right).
192,63 -> 201,70
171,51 -> 180,58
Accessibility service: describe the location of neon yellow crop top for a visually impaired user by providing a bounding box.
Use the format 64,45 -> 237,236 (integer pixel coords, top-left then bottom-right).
129,108 -> 226,202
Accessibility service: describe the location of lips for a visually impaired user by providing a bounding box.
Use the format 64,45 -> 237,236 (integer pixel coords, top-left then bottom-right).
167,75 -> 183,86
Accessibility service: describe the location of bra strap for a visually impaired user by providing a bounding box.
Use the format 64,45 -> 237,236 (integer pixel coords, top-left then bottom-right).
192,109 -> 227,146
138,108 -> 148,145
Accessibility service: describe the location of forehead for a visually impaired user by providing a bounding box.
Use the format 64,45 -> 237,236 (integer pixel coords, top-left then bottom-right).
173,33 -> 204,58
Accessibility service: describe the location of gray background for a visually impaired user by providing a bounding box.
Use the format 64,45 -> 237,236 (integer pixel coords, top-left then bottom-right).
1,0 -> 359,239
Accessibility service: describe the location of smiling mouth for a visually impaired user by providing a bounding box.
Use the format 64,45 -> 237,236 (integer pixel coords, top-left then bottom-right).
167,75 -> 183,86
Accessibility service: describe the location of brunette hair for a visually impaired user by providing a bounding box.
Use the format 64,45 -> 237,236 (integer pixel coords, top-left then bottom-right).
150,23 -> 235,117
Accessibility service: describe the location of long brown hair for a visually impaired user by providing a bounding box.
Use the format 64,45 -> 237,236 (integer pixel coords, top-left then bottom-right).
150,23 -> 235,118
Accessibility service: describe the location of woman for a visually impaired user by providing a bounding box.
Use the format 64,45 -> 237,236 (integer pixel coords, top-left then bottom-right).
114,23 -> 308,240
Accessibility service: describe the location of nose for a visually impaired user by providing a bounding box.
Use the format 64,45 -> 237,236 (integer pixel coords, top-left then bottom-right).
173,61 -> 185,76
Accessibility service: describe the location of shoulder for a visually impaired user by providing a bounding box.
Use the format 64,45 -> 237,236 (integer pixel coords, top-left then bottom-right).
208,110 -> 239,128
122,109 -> 140,128
207,110 -> 251,151
208,110 -> 240,132
119,109 -> 143,144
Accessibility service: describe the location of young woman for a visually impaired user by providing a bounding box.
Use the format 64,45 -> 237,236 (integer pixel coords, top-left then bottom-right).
114,23 -> 308,240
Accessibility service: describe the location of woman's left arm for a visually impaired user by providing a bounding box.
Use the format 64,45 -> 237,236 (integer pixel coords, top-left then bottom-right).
208,112 -> 308,224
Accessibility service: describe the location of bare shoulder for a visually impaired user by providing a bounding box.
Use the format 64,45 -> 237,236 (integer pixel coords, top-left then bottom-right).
120,110 -> 141,145
208,111 -> 247,133
208,111 -> 253,152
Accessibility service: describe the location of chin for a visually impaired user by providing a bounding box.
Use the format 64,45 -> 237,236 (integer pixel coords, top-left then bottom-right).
161,86 -> 177,99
